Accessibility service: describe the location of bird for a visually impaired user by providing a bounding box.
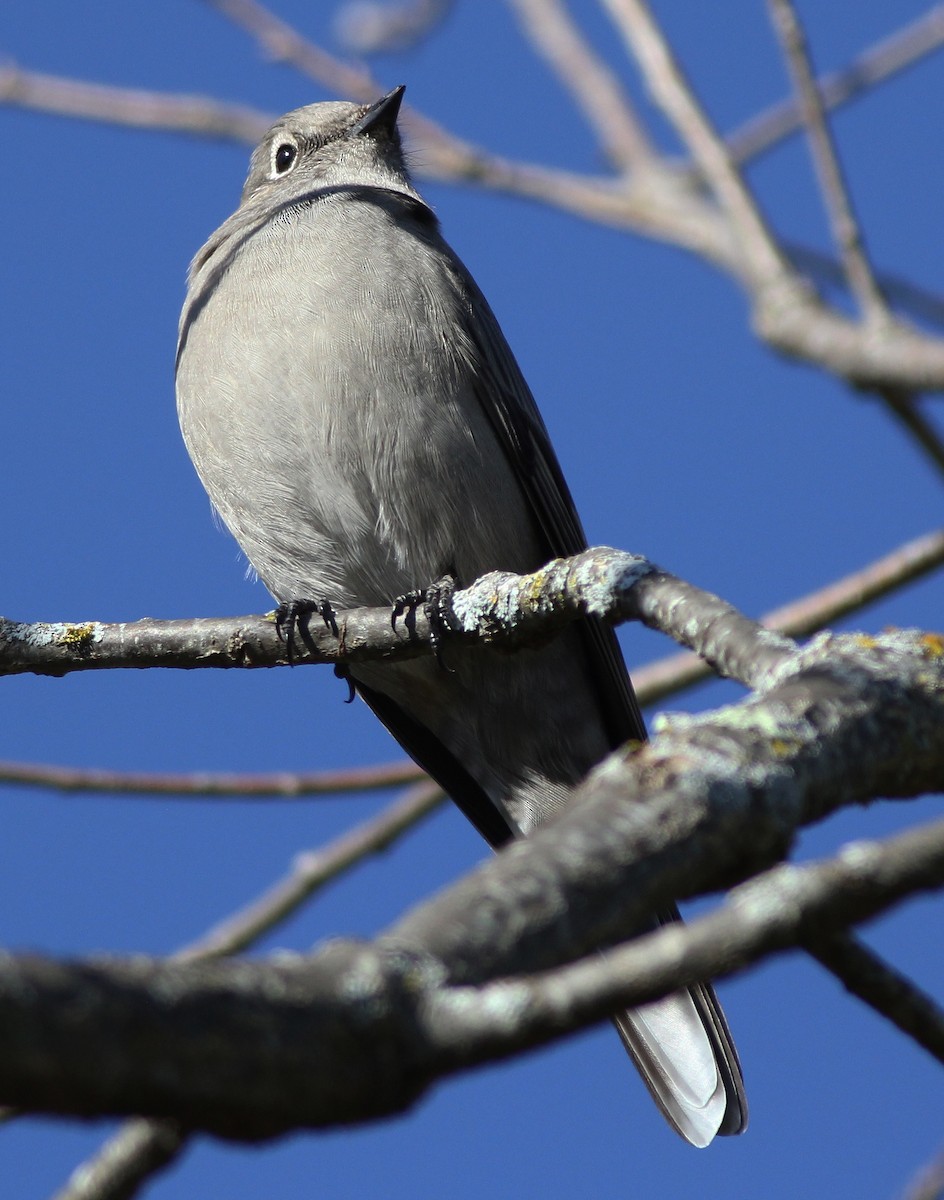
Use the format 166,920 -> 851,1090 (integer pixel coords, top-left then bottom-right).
175,85 -> 747,1146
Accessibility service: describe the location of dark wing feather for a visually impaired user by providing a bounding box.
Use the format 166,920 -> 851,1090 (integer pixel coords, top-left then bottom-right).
453,265 -> 647,749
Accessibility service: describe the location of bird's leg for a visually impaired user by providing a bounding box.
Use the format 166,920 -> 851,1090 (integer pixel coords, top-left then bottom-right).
391,572 -> 458,668
275,598 -> 338,664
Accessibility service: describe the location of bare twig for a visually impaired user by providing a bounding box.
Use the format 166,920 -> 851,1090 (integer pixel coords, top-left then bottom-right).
898,1145 -> 944,1200
200,0 -> 381,100
600,0 -> 791,291
5,52 -> 944,391
335,0 -> 455,54
768,0 -> 888,322
176,782 -> 443,960
882,390 -> 944,478
729,4 -> 944,165
634,528 -> 944,704
0,757 -> 421,798
507,0 -> 655,170
0,62 -> 270,142
806,931 -> 944,1063
52,1120 -> 186,1200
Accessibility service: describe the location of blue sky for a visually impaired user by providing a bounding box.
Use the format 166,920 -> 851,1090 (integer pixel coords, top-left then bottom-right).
1,2 -> 942,1197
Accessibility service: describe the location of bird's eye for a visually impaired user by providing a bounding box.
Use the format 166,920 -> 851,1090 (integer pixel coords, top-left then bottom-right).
273,141 -> 298,176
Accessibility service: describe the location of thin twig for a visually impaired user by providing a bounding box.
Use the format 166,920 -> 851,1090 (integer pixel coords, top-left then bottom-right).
52,1120 -> 186,1200
768,0 -> 889,322
882,390 -> 944,478
0,62 -> 270,142
599,0 -> 791,290
0,757 -> 421,798
200,0 -> 381,100
806,931 -> 944,1062
633,527 -> 944,704
53,782 -> 443,1200
176,782 -> 443,960
898,1145 -> 944,1200
729,4 -> 944,165
507,0 -> 655,170
335,0 -> 455,54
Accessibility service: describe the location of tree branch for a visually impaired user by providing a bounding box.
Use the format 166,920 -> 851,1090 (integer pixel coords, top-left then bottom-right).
729,4 -> 944,165
635,528 -> 944,703
0,756 -> 421,798
768,0 -> 888,322
805,931 -> 944,1062
508,0 -> 656,170
52,780 -> 443,1198
3,808 -> 943,1136
335,0 -> 456,55
0,548 -> 796,684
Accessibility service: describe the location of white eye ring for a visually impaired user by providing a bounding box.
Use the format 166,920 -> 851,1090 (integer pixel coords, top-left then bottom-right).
271,139 -> 299,178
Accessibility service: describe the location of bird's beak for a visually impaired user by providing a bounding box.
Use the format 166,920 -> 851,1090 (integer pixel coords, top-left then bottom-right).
351,85 -> 406,137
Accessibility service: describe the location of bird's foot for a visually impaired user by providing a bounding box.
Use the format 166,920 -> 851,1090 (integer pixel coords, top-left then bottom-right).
275,598 -> 338,664
391,573 -> 458,668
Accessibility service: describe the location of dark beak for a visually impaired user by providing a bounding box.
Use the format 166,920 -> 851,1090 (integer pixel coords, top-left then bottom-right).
351,85 -> 406,137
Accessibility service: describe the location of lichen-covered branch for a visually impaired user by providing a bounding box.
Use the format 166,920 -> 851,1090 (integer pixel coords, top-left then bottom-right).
1,799 -> 942,1137
0,548 -> 795,684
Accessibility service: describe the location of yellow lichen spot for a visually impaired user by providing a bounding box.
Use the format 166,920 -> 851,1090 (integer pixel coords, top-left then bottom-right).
854,634 -> 878,649
920,632 -> 944,658
59,623 -> 96,651
770,738 -> 795,757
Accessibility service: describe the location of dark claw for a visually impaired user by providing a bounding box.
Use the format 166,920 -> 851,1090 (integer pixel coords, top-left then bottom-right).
275,598 -> 337,664
334,663 -> 356,704
391,574 -> 458,670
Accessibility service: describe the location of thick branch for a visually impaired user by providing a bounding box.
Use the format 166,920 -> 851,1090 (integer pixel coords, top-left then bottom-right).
2,810 -> 943,1136
388,628 -> 944,982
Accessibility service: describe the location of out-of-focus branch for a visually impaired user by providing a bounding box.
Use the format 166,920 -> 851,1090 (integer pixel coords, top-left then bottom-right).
729,4 -> 944,165
52,1120 -> 185,1200
882,390 -> 944,478
5,29 -> 944,392
3,797 -> 944,1134
600,0 -> 790,291
0,756 -> 421,798
597,0 -> 944,397
176,782 -> 443,961
201,0 -> 381,100
54,781 -> 443,1200
335,0 -> 455,54
805,931 -> 944,1062
768,0 -> 888,322
898,1145 -> 944,1200
508,0 -> 655,170
634,528 -> 944,704
0,62 -> 271,141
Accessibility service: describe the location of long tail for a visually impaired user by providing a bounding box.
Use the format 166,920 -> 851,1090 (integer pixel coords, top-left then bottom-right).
612,920 -> 747,1147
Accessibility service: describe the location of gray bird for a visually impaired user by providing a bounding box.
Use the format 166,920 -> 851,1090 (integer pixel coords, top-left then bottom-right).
176,85 -> 747,1146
